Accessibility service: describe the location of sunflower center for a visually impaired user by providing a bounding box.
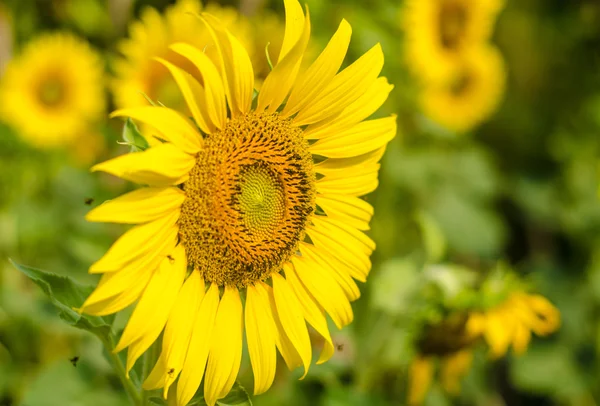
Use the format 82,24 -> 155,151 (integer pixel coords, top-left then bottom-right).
439,2 -> 468,50
178,112 -> 315,288
38,76 -> 66,107
450,70 -> 473,96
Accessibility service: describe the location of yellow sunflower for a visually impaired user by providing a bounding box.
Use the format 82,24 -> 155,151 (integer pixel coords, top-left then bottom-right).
112,0 -> 253,111
0,32 -> 105,148
82,1 -> 395,405
420,45 -> 506,133
402,0 -> 505,84
469,291 -> 560,358
407,313 -> 480,405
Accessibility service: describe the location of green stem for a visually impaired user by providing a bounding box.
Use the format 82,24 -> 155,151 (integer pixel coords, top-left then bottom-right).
101,336 -> 142,405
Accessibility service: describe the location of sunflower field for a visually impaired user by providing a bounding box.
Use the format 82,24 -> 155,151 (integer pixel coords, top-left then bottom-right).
0,0 -> 599,405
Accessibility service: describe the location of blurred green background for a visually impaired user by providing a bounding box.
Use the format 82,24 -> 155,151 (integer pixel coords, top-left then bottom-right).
1,0 -> 600,405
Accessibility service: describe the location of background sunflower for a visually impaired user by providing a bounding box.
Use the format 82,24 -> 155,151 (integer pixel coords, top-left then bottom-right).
1,0 -> 600,406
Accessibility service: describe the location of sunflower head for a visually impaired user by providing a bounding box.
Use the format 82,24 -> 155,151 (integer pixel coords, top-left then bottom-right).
0,32 -> 105,148
83,1 -> 395,405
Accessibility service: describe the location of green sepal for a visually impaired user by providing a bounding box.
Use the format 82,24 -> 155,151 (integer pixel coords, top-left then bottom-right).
119,117 -> 149,152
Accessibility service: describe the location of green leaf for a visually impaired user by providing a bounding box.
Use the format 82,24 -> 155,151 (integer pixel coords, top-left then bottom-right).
217,383 -> 252,406
415,210 -> 447,263
148,397 -> 167,405
120,118 -> 149,152
10,259 -> 113,340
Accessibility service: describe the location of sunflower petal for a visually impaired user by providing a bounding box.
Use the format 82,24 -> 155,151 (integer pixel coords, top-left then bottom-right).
86,187 -> 185,224
170,42 -> 227,130
200,13 -> 254,116
92,143 -> 196,186
311,215 -> 375,253
177,283 -> 220,406
114,245 -> 187,373
90,210 -> 179,273
246,283 -> 277,395
271,272 -> 312,378
291,254 -> 353,329
282,19 -> 352,117
284,263 -> 335,364
309,115 -> 397,158
408,356 -> 434,405
110,107 -> 202,154
155,58 -> 212,134
256,5 -> 310,113
278,0 -> 306,63
204,286 -> 243,406
292,43 -> 384,126
316,194 -> 373,231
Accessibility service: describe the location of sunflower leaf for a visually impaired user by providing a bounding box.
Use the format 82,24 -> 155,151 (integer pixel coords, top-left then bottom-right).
216,383 -> 253,406
121,117 -> 149,152
9,259 -> 114,341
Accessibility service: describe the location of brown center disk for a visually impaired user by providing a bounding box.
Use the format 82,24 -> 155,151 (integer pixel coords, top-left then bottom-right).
178,112 -> 315,288
439,1 -> 468,50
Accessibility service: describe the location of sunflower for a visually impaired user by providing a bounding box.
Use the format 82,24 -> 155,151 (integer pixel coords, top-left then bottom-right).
420,45 -> 506,133
402,0 -> 505,84
469,291 -> 560,358
112,0 -> 253,112
0,32 -> 105,148
407,312 -> 480,405
82,1 -> 395,405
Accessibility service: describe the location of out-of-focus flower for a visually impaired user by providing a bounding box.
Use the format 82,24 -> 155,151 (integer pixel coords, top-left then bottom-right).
470,291 -> 561,358
402,0 -> 505,84
82,0 -> 395,405
0,32 -> 105,148
111,0 -> 253,112
420,45 -> 506,133
408,313 -> 480,405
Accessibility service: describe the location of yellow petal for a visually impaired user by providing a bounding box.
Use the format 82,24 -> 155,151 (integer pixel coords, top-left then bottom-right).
316,194 -> 373,231
299,243 -> 360,301
170,42 -> 227,130
284,262 -> 335,364
291,254 -> 353,329
200,13 -> 254,117
114,245 -> 187,373
80,268 -> 154,316
155,57 -> 212,134
408,356 -> 434,405
245,283 -> 277,395
278,0 -> 305,63
92,143 -> 196,187
484,310 -> 514,358
263,282 -> 303,371
304,77 -> 394,139
312,215 -> 375,253
316,163 -> 380,197
282,19 -> 352,117
86,187 -> 185,224
440,350 -> 473,394
512,322 -> 531,355
110,107 -> 202,154
256,5 -> 310,114
90,210 -> 179,273
317,146 -> 386,170
271,272 -> 312,378
309,115 -> 397,158
143,271 -> 204,397
292,43 -> 384,126
524,294 -> 561,335
204,286 -> 243,406
177,283 -> 220,406
82,264 -> 149,308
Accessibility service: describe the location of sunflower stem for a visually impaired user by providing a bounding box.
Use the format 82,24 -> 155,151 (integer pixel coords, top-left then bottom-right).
101,335 -> 143,406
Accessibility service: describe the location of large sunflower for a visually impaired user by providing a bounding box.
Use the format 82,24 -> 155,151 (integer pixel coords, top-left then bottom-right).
82,1 -> 395,405
112,0 -> 253,111
0,32 -> 105,148
420,45 -> 506,133
402,0 -> 504,84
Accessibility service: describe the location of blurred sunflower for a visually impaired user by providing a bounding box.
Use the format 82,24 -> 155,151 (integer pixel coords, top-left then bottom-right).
408,313 -> 480,405
112,0 -> 253,112
470,291 -> 560,358
402,0 -> 505,83
0,32 -> 105,148
420,46 -> 506,133
82,0 -> 395,405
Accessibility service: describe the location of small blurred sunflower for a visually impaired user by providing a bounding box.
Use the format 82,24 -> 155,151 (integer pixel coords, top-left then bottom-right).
470,291 -> 560,358
83,0 -> 395,405
420,46 -> 506,133
112,0 -> 253,111
402,0 -> 505,84
0,32 -> 105,148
